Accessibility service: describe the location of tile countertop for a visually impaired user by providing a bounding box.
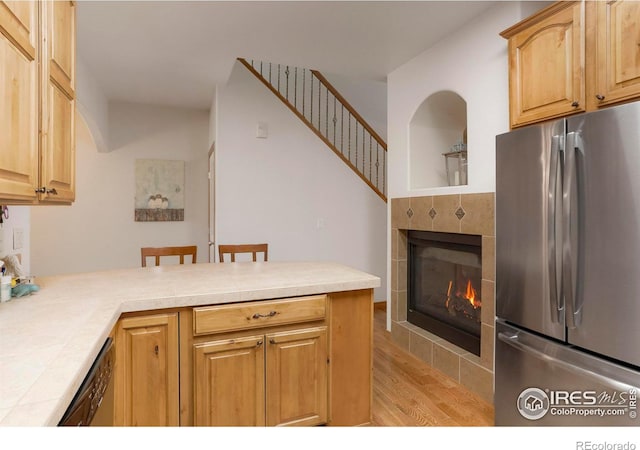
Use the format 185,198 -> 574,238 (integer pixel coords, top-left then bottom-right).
0,261 -> 380,426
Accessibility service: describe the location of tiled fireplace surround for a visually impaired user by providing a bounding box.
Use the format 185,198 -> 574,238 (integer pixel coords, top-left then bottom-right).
391,193 -> 495,404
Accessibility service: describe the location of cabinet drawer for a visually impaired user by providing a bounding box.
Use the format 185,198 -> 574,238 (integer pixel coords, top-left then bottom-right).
193,295 -> 326,335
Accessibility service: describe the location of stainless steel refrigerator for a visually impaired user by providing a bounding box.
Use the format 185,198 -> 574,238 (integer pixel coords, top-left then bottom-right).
495,101 -> 640,426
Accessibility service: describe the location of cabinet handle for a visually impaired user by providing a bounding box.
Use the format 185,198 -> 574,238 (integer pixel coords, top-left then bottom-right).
571,101 -> 580,108
154,345 -> 159,356
252,311 -> 277,319
35,187 -> 59,195
596,94 -> 605,101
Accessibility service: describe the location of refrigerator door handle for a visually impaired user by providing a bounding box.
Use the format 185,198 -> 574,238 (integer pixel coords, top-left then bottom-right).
548,135 -> 563,323
497,331 -> 636,392
563,132 -> 582,328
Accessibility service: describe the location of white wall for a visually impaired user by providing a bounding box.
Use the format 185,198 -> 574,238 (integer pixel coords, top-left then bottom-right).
388,1 -> 531,199
30,103 -> 209,276
216,61 -> 387,301
76,58 -> 110,153
323,72 -> 387,142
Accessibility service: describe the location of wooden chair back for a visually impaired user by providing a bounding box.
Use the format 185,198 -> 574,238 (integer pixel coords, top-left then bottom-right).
141,245 -> 198,267
218,243 -> 268,262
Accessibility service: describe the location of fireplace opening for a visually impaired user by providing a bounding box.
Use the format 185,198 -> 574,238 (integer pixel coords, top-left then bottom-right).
408,230 -> 482,356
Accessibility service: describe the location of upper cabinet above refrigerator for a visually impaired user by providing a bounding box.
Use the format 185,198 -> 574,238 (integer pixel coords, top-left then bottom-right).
501,0 -> 640,129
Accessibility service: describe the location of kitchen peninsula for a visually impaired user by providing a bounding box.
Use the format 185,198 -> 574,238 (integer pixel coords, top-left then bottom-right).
0,261 -> 379,426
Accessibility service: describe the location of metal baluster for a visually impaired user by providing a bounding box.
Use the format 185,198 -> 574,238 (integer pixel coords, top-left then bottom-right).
348,111 -> 351,161
341,104 -> 344,155
294,67 -> 297,109
285,66 -> 290,101
355,121 -> 358,169
260,61 -> 263,78
318,77 -> 321,130
325,86 -> 328,138
333,95 -> 337,148
302,69 -> 306,118
369,134 -> 372,181
269,63 -> 272,84
375,142 -> 380,189
310,72 -> 313,124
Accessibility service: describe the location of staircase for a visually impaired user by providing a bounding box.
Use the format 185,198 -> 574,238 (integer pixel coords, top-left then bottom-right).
238,58 -> 387,202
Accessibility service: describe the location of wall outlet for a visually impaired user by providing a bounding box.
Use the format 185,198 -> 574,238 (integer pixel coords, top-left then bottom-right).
13,228 -> 24,250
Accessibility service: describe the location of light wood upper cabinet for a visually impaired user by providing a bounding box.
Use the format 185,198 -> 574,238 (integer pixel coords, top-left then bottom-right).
502,0 -> 640,128
0,0 -> 75,204
593,0 -> 640,107
501,1 -> 585,128
115,313 -> 180,426
40,0 -> 75,203
0,1 -> 39,200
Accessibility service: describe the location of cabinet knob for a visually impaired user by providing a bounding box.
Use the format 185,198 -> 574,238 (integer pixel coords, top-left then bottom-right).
596,94 -> 605,101
256,340 -> 263,347
35,187 -> 46,194
571,101 -> 580,108
269,338 -> 276,345
154,345 -> 159,356
46,188 -> 58,195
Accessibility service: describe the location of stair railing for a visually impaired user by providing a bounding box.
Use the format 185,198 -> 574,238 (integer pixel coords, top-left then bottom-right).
238,58 -> 387,202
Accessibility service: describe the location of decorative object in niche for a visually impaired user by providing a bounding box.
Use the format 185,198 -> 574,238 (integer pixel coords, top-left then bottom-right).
443,141 -> 467,186
134,159 -> 185,222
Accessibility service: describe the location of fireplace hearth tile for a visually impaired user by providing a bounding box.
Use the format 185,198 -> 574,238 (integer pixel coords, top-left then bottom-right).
460,357 -> 494,403
391,321 -> 411,349
392,198 -> 411,229
433,343 -> 461,381
460,193 -> 495,236
433,195 -> 461,233
481,280 -> 495,325
410,332 -> 434,365
410,196 -> 433,231
482,236 -> 496,282
480,324 -> 494,370
398,291 -> 407,322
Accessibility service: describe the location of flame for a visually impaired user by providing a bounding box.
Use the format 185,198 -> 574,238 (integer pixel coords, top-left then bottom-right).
464,279 -> 480,308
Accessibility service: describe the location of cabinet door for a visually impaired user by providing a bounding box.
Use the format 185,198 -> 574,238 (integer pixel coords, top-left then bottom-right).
265,326 -> 328,426
39,0 -> 75,203
0,1 -> 39,201
115,313 -> 179,426
594,0 -> 640,106
193,335 -> 265,426
503,2 -> 585,128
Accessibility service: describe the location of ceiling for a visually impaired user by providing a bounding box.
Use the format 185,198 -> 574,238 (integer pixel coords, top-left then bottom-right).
77,1 -> 499,110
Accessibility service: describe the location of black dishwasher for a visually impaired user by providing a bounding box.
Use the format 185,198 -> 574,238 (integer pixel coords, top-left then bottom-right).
58,337 -> 114,426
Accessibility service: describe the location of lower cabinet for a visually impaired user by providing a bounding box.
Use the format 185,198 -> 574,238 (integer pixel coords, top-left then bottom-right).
114,312 -> 179,426
112,290 -> 372,427
193,326 -> 328,426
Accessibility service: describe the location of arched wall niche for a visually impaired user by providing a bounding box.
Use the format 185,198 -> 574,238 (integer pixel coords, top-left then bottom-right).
409,91 -> 467,189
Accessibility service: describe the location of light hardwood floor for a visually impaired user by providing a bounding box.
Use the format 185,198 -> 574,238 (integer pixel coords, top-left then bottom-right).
371,307 -> 494,426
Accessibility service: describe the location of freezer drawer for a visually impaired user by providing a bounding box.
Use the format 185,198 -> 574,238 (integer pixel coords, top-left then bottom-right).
495,320 -> 640,426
